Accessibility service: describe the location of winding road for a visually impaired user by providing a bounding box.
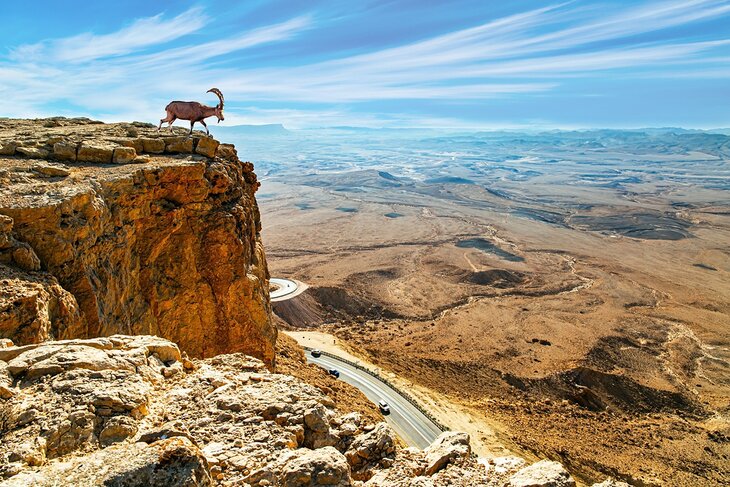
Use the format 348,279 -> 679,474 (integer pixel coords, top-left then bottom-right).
270,278 -> 307,302
306,352 -> 443,449
273,279 -> 442,448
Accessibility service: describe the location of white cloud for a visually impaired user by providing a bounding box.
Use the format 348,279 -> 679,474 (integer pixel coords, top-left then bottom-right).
9,7 -> 209,63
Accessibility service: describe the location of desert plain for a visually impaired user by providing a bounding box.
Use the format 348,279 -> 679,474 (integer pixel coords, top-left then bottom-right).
219,126 -> 730,486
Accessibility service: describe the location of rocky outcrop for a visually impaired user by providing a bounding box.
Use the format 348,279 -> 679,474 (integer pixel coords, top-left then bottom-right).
508,460 -> 576,487
0,335 -> 608,486
0,336 -> 490,486
3,437 -> 213,486
423,431 -> 471,475
0,118 -> 274,365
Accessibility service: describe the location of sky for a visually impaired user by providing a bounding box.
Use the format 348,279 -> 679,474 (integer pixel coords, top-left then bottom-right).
2,0 -> 729,129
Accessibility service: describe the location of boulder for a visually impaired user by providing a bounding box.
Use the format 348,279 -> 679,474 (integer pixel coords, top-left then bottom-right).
77,142 -> 113,163
52,142 -> 77,161
304,403 -> 337,448
112,146 -> 137,164
423,431 -> 471,476
195,137 -> 219,158
279,447 -> 352,487
0,140 -> 18,155
509,460 -> 576,487
11,243 -> 41,271
16,146 -> 50,159
0,214 -> 13,233
165,136 -> 193,154
116,137 -> 144,153
591,480 -> 632,487
141,137 -> 166,153
345,422 -> 395,476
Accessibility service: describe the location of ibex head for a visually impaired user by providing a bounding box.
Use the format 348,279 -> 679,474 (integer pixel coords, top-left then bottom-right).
207,88 -> 225,123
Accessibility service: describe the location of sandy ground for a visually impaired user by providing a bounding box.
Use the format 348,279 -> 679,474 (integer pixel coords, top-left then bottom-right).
258,132 -> 730,485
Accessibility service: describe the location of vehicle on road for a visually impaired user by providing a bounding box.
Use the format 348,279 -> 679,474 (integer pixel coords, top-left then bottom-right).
328,369 -> 340,378
311,349 -> 322,358
378,400 -> 390,415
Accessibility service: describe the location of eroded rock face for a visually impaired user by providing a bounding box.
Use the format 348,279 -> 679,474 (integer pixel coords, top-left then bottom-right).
0,118 -> 274,365
2,437 -> 213,487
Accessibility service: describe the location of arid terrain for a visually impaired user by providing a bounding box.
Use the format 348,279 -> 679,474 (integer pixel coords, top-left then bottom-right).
226,127 -> 730,486
1,118 -> 591,487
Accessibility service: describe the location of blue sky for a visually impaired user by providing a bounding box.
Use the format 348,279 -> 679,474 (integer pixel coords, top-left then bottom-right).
2,0 -> 729,129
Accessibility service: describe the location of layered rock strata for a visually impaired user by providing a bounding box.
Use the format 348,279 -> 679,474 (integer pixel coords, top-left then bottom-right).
0,118 -> 274,365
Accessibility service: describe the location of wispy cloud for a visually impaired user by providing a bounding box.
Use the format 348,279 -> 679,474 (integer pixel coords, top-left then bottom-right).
10,7 -> 209,64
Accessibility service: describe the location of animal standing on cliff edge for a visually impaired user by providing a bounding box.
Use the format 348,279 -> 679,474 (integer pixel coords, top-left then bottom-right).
158,88 -> 225,136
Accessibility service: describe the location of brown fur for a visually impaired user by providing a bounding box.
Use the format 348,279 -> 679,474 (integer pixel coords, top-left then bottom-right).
158,88 -> 224,135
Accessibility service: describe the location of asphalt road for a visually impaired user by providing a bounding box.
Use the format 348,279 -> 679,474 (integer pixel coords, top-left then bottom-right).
306,352 -> 443,449
270,278 -> 299,301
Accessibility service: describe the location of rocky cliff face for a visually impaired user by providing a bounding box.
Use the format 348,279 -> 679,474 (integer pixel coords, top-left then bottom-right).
0,118 -> 274,365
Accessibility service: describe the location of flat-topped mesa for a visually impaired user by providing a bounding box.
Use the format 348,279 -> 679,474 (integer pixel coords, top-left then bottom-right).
0,117 -> 275,366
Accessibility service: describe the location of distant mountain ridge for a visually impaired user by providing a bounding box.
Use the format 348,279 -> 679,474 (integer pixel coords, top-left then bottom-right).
216,123 -> 290,135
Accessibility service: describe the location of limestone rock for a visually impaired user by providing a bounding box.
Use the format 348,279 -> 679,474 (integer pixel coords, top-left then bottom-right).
165,136 -> 194,154
0,140 -> 17,156
0,360 -> 13,398
52,142 -> 77,161
16,146 -> 50,159
345,422 -> 395,480
0,264 -> 82,344
10,243 -> 40,271
0,214 -> 12,233
509,460 -> 576,487
139,420 -> 197,445
0,335 -> 509,486
279,447 -> 352,487
480,455 -> 527,476
591,480 -> 632,487
99,416 -> 139,446
195,136 -> 220,158
423,431 -> 471,476
304,403 -> 337,448
2,437 -> 212,486
217,143 -> 238,161
77,142 -> 114,163
0,119 -> 274,365
112,146 -> 137,163
32,163 -> 70,177
141,137 -> 166,153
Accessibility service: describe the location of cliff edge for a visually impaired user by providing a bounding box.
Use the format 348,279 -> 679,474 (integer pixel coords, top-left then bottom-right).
0,118 -> 275,365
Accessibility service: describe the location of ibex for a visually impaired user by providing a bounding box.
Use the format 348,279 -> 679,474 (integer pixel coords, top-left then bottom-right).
158,88 -> 225,136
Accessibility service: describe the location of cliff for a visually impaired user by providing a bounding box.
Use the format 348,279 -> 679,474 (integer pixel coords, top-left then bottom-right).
0,118 -> 275,365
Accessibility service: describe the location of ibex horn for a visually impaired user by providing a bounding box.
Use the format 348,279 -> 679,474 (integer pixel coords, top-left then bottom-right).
206,88 -> 224,109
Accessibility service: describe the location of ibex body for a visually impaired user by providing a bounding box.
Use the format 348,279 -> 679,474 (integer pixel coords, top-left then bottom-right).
159,88 -> 224,136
